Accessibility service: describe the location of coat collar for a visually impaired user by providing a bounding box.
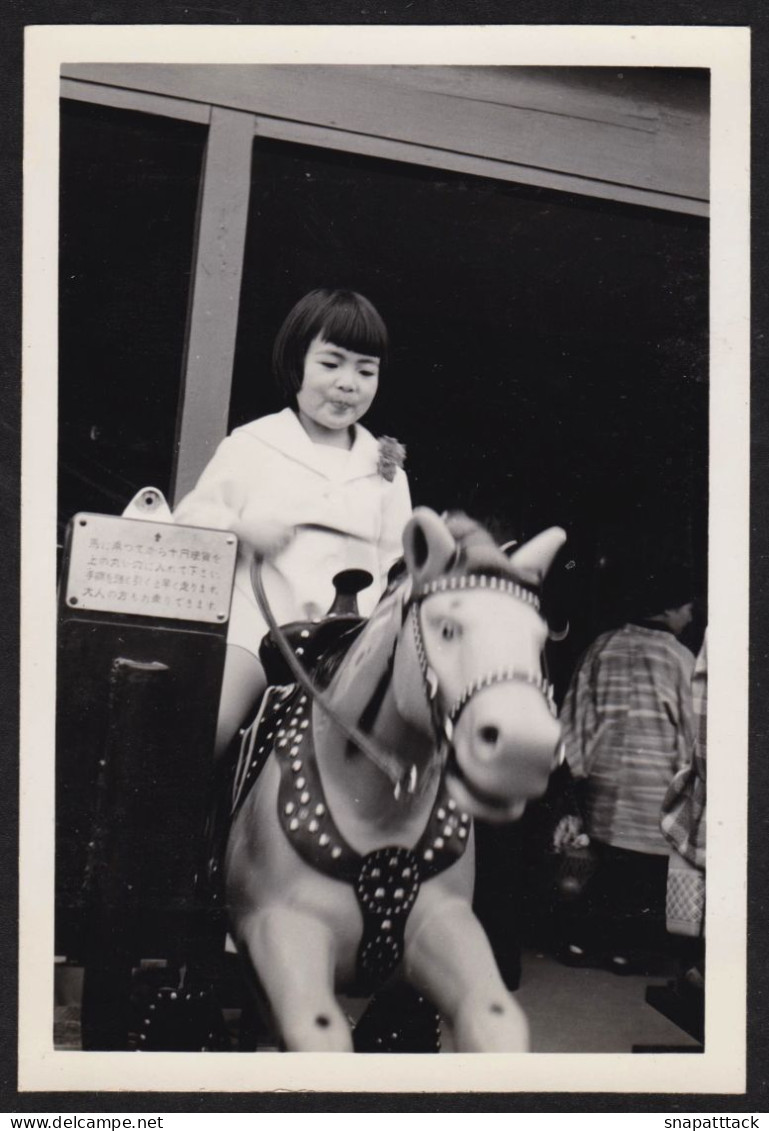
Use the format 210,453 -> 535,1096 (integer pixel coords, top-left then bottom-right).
628,619 -> 677,637
241,408 -> 381,481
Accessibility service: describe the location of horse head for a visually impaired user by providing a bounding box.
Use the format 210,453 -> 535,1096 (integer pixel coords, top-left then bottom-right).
394,508 -> 566,823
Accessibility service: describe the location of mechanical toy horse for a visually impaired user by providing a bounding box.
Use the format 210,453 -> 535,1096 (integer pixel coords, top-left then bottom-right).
224,508 -> 566,1052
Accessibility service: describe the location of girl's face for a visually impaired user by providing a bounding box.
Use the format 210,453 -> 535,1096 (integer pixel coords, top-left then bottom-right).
296,334 -> 380,443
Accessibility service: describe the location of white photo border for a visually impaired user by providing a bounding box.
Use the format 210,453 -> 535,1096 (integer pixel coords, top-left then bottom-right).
20,23 -> 750,1094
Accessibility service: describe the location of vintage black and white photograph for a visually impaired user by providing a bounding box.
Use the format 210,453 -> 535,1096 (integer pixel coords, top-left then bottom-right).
19,24 -> 750,1093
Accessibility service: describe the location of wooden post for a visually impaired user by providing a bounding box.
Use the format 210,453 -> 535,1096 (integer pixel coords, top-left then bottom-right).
171,106 -> 254,506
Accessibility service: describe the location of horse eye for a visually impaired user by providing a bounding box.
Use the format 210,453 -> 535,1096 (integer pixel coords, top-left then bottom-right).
441,621 -> 458,641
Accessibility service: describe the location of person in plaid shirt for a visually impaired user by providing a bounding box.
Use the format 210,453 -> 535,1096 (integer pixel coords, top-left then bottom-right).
558,586 -> 696,974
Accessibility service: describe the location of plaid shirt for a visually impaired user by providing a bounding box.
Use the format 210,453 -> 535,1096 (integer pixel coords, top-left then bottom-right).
561,622 -> 695,855
661,633 -> 707,870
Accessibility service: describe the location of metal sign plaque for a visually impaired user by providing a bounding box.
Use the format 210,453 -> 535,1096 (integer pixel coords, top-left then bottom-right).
64,513 -> 238,625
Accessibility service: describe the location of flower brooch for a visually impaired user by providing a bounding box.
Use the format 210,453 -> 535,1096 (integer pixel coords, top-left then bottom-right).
377,436 -> 406,482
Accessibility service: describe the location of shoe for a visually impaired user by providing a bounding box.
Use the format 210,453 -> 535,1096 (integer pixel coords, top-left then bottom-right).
606,953 -> 638,976
556,943 -> 601,969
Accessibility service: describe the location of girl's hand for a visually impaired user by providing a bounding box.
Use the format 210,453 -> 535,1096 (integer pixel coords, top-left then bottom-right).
239,510 -> 296,559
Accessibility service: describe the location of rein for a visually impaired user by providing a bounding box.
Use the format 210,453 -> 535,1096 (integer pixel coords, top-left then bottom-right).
252,559 -> 557,800
252,560 -> 417,796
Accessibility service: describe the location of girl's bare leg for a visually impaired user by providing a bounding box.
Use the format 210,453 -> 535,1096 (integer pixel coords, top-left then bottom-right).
215,644 -> 268,758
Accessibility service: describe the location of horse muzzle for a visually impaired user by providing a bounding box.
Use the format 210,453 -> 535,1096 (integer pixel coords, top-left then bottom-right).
445,683 -> 561,824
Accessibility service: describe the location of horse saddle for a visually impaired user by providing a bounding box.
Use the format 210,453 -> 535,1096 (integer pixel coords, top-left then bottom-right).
258,568 -> 372,687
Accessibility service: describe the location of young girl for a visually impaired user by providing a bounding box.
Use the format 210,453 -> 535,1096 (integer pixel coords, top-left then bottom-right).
174,289 -> 412,755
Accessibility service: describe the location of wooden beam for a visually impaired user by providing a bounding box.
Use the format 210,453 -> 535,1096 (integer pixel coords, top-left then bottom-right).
252,113 -> 708,218
171,106 -> 254,506
61,64 -> 709,207
60,70 -> 706,216
60,77 -> 210,125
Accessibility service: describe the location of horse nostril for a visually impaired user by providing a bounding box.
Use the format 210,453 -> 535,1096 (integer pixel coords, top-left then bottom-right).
479,725 -> 499,746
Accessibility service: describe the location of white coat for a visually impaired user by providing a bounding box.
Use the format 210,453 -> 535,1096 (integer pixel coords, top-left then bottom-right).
174,408 -> 412,657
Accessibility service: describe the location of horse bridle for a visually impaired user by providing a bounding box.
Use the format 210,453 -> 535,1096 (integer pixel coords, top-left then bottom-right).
252,559 -> 558,800
410,574 -> 557,744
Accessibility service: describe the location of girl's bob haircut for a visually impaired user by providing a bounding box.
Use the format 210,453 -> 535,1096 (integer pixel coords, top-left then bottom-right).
272,288 -> 388,405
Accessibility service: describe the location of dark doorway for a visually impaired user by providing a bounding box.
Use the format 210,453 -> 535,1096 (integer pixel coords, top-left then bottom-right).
231,137 -> 708,654
58,100 -> 207,549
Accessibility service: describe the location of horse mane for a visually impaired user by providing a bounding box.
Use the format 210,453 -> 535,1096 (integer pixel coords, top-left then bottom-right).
314,512 -> 535,694
442,511 -> 532,586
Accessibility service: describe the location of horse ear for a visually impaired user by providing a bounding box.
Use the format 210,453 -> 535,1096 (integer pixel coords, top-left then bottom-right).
403,508 -> 457,586
508,527 -> 567,586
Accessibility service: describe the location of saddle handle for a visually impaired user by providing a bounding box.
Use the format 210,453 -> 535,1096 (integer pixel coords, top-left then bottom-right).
327,569 -> 374,618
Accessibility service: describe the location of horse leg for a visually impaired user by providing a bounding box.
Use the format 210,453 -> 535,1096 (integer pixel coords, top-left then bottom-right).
405,897 -> 530,1052
237,907 -> 353,1052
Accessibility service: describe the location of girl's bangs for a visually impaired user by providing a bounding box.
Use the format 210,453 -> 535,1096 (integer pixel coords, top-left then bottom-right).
320,302 -> 388,361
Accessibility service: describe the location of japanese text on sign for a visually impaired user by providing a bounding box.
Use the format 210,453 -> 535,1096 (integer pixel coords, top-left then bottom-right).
64,513 -> 238,625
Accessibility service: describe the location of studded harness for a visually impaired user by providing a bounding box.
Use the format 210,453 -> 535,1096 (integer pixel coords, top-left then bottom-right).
232,682 -> 472,995
228,560 -> 558,994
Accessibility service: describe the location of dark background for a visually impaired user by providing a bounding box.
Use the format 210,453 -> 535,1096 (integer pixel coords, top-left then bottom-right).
58,101 -> 207,532
230,132 -> 709,658
4,0 -> 768,1115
